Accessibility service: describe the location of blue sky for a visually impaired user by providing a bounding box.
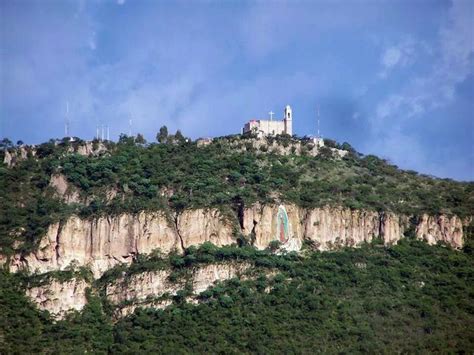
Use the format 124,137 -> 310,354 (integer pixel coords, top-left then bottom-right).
1,0 -> 473,180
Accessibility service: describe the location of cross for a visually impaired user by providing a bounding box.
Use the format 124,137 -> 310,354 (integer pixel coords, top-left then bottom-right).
269,111 -> 274,121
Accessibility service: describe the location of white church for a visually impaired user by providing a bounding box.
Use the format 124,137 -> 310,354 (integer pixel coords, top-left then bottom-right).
242,105 -> 293,137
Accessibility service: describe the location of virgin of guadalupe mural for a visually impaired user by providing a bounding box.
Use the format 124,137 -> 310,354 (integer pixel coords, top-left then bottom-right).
276,205 -> 290,243
274,205 -> 302,252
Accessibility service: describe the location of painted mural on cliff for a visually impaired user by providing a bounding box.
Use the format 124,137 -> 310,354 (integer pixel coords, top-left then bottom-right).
275,205 -> 302,252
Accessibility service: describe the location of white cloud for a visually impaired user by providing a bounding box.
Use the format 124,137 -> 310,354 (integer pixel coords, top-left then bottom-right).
373,0 -> 473,126
382,47 -> 402,68
378,38 -> 417,78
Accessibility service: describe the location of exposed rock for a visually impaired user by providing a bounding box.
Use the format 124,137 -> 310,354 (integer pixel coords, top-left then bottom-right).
303,207 -> 380,250
105,263 -> 249,318
75,141 -> 107,156
49,174 -> 81,204
3,150 -> 12,167
26,278 -> 89,319
177,209 -> 235,249
3,146 -> 31,167
7,205 -> 467,277
227,137 -> 346,158
114,300 -> 173,318
192,263 -> 250,294
10,212 -> 181,277
107,263 -> 249,306
416,214 -> 464,248
381,212 -> 407,246
106,270 -> 178,305
242,204 -> 303,251
243,205 -> 404,251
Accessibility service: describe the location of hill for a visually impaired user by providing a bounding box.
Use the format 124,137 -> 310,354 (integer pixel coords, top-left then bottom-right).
0,133 -> 473,353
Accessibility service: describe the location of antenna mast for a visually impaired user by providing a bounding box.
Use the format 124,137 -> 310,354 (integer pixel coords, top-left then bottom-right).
317,105 -> 320,138
129,118 -> 132,136
65,101 -> 70,137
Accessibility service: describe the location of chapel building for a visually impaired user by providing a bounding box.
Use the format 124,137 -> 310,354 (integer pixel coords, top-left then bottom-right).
242,105 -> 293,137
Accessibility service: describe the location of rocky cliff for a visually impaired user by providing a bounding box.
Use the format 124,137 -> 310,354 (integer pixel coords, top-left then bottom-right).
12,205 -> 468,320
416,214 -> 464,247
25,262 -> 251,319
6,204 -> 467,278
3,141 -> 108,168
26,278 -> 89,318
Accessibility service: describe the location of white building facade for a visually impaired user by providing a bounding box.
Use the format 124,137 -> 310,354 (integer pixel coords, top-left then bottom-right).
243,105 -> 293,137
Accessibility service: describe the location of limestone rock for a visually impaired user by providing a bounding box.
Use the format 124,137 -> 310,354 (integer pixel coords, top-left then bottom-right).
303,207 -> 380,250
49,174 -> 81,204
192,263 -> 249,294
416,214 -> 464,248
7,206 -> 467,278
75,141 -> 107,156
242,204 -> 303,250
106,270 -> 178,305
10,212 -> 181,277
106,263 -> 249,315
26,278 -> 89,319
3,146 -> 31,167
177,209 -> 235,248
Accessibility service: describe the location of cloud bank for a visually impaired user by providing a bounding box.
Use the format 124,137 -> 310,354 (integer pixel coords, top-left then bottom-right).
0,0 -> 472,180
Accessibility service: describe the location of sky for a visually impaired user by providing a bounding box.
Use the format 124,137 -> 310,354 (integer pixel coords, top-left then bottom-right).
0,0 -> 473,181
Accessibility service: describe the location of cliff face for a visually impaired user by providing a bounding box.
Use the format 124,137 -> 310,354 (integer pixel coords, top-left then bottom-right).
3,146 -> 32,167
28,262 -> 251,319
242,205 -> 407,251
177,209 -> 235,249
10,212 -> 181,278
26,278 -> 89,318
7,205 -> 466,278
106,263 -> 249,306
416,214 -> 464,248
16,206 -> 468,320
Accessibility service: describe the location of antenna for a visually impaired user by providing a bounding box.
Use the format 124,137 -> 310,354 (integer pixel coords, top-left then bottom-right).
129,119 -> 132,136
317,105 -> 321,138
101,124 -> 105,141
269,110 -> 274,121
107,125 -> 110,141
65,101 -> 70,137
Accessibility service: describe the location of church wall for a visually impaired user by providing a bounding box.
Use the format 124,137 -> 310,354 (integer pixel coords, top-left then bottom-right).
257,120 -> 285,135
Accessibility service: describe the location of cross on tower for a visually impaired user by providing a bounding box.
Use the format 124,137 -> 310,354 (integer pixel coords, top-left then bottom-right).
269,111 -> 274,121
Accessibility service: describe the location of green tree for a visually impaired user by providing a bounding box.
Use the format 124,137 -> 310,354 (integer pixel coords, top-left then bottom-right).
135,133 -> 146,145
175,129 -> 185,144
156,126 -> 168,143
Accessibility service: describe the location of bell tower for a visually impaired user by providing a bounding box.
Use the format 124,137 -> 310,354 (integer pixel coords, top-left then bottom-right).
284,105 -> 292,136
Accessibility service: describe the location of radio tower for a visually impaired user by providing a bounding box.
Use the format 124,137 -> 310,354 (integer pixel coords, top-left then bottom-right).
317,105 -> 320,138
64,101 -> 70,138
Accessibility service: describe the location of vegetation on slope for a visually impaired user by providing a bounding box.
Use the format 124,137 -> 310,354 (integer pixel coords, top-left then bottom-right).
1,239 -> 473,353
1,132 -> 473,256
